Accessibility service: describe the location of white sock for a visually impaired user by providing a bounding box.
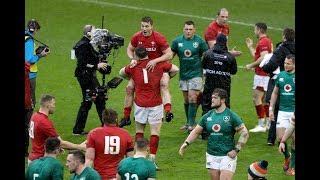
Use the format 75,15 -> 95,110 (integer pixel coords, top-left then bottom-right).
258,118 -> 265,127
149,154 -> 156,162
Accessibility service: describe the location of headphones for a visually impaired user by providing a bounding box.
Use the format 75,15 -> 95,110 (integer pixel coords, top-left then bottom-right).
28,19 -> 40,32
84,24 -> 93,37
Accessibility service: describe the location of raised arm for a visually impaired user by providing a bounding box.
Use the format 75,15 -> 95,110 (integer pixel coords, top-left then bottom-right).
146,47 -> 173,72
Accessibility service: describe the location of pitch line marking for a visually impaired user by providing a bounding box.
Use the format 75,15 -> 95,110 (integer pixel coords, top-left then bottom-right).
74,0 -> 282,69
76,0 -> 284,31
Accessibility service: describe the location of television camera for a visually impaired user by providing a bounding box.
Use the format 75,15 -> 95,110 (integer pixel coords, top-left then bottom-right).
85,28 -> 124,102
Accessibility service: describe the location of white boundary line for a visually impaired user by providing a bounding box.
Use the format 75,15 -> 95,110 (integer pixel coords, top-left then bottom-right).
75,0 -> 284,31
74,0 -> 286,69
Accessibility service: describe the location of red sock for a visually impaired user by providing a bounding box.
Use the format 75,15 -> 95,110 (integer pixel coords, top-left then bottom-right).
264,104 -> 270,118
135,132 -> 144,141
255,104 -> 265,119
164,103 -> 171,113
149,135 -> 159,155
123,106 -> 132,118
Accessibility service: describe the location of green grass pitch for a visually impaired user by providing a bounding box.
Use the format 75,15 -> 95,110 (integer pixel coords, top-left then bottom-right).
26,0 -> 295,179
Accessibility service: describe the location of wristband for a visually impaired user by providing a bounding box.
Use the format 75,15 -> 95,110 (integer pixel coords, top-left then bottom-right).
269,107 -> 273,111
129,57 -> 134,60
185,141 -> 190,146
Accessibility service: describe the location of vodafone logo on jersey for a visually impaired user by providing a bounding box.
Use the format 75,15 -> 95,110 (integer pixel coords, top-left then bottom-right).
284,84 -> 292,92
212,124 -> 221,132
184,49 -> 192,57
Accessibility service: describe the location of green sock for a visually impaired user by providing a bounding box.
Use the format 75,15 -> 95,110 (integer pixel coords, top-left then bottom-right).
188,103 -> 197,126
290,149 -> 295,168
184,103 -> 189,123
284,142 -> 290,158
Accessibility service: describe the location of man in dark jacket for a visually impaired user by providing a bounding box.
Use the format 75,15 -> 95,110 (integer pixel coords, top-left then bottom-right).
262,27 -> 295,145
201,33 -> 238,139
72,24 -> 108,135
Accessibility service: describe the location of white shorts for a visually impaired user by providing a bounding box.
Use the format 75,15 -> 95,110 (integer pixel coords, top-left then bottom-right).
179,77 -> 203,91
205,152 -> 237,172
276,111 -> 294,128
253,74 -> 270,91
134,103 -> 163,124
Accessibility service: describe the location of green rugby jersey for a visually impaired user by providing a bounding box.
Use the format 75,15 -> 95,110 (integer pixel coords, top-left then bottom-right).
171,34 -> 208,80
275,71 -> 295,112
25,156 -> 64,180
70,166 -> 101,180
198,108 -> 243,156
118,156 -> 156,180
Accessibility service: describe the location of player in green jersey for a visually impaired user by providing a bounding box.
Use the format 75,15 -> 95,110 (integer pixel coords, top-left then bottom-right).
171,20 -> 208,133
25,137 -> 64,180
117,137 -> 156,180
67,150 -> 101,180
179,88 -> 249,180
269,54 -> 295,176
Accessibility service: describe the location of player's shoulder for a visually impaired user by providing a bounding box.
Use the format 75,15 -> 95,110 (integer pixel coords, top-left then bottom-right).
153,31 -> 166,38
259,36 -> 272,44
278,70 -> 287,76
132,31 -> 142,38
115,127 -> 132,135
206,21 -> 215,28
50,157 -> 64,166
88,127 -> 104,135
194,34 -> 206,41
224,107 -> 239,117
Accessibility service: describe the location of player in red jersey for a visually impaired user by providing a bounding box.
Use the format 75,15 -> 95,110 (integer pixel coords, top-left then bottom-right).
204,8 -> 242,56
118,16 -> 174,128
85,108 -> 134,180
25,61 -> 32,157
245,23 -> 273,133
28,94 -> 86,165
119,46 -> 179,170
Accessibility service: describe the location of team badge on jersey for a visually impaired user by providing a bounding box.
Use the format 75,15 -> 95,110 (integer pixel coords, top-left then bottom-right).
193,42 -> 199,48
212,124 -> 221,132
151,41 -> 155,47
178,43 -> 183,47
223,116 -> 230,122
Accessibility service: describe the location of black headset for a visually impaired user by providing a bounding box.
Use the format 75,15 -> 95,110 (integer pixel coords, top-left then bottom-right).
28,19 -> 40,32
83,24 -> 93,37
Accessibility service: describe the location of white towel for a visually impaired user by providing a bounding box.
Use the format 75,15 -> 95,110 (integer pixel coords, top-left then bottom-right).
259,53 -> 280,76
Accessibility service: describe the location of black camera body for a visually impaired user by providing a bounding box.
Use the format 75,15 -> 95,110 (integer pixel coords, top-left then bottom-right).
90,28 -> 124,55
98,59 -> 112,75
85,29 -> 124,101
90,29 -> 124,75
85,77 -> 123,102
85,86 -> 108,102
35,45 -> 49,54
104,33 -> 124,49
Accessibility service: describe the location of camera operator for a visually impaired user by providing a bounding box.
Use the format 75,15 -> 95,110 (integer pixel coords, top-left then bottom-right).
25,19 -> 49,157
72,24 -> 108,135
